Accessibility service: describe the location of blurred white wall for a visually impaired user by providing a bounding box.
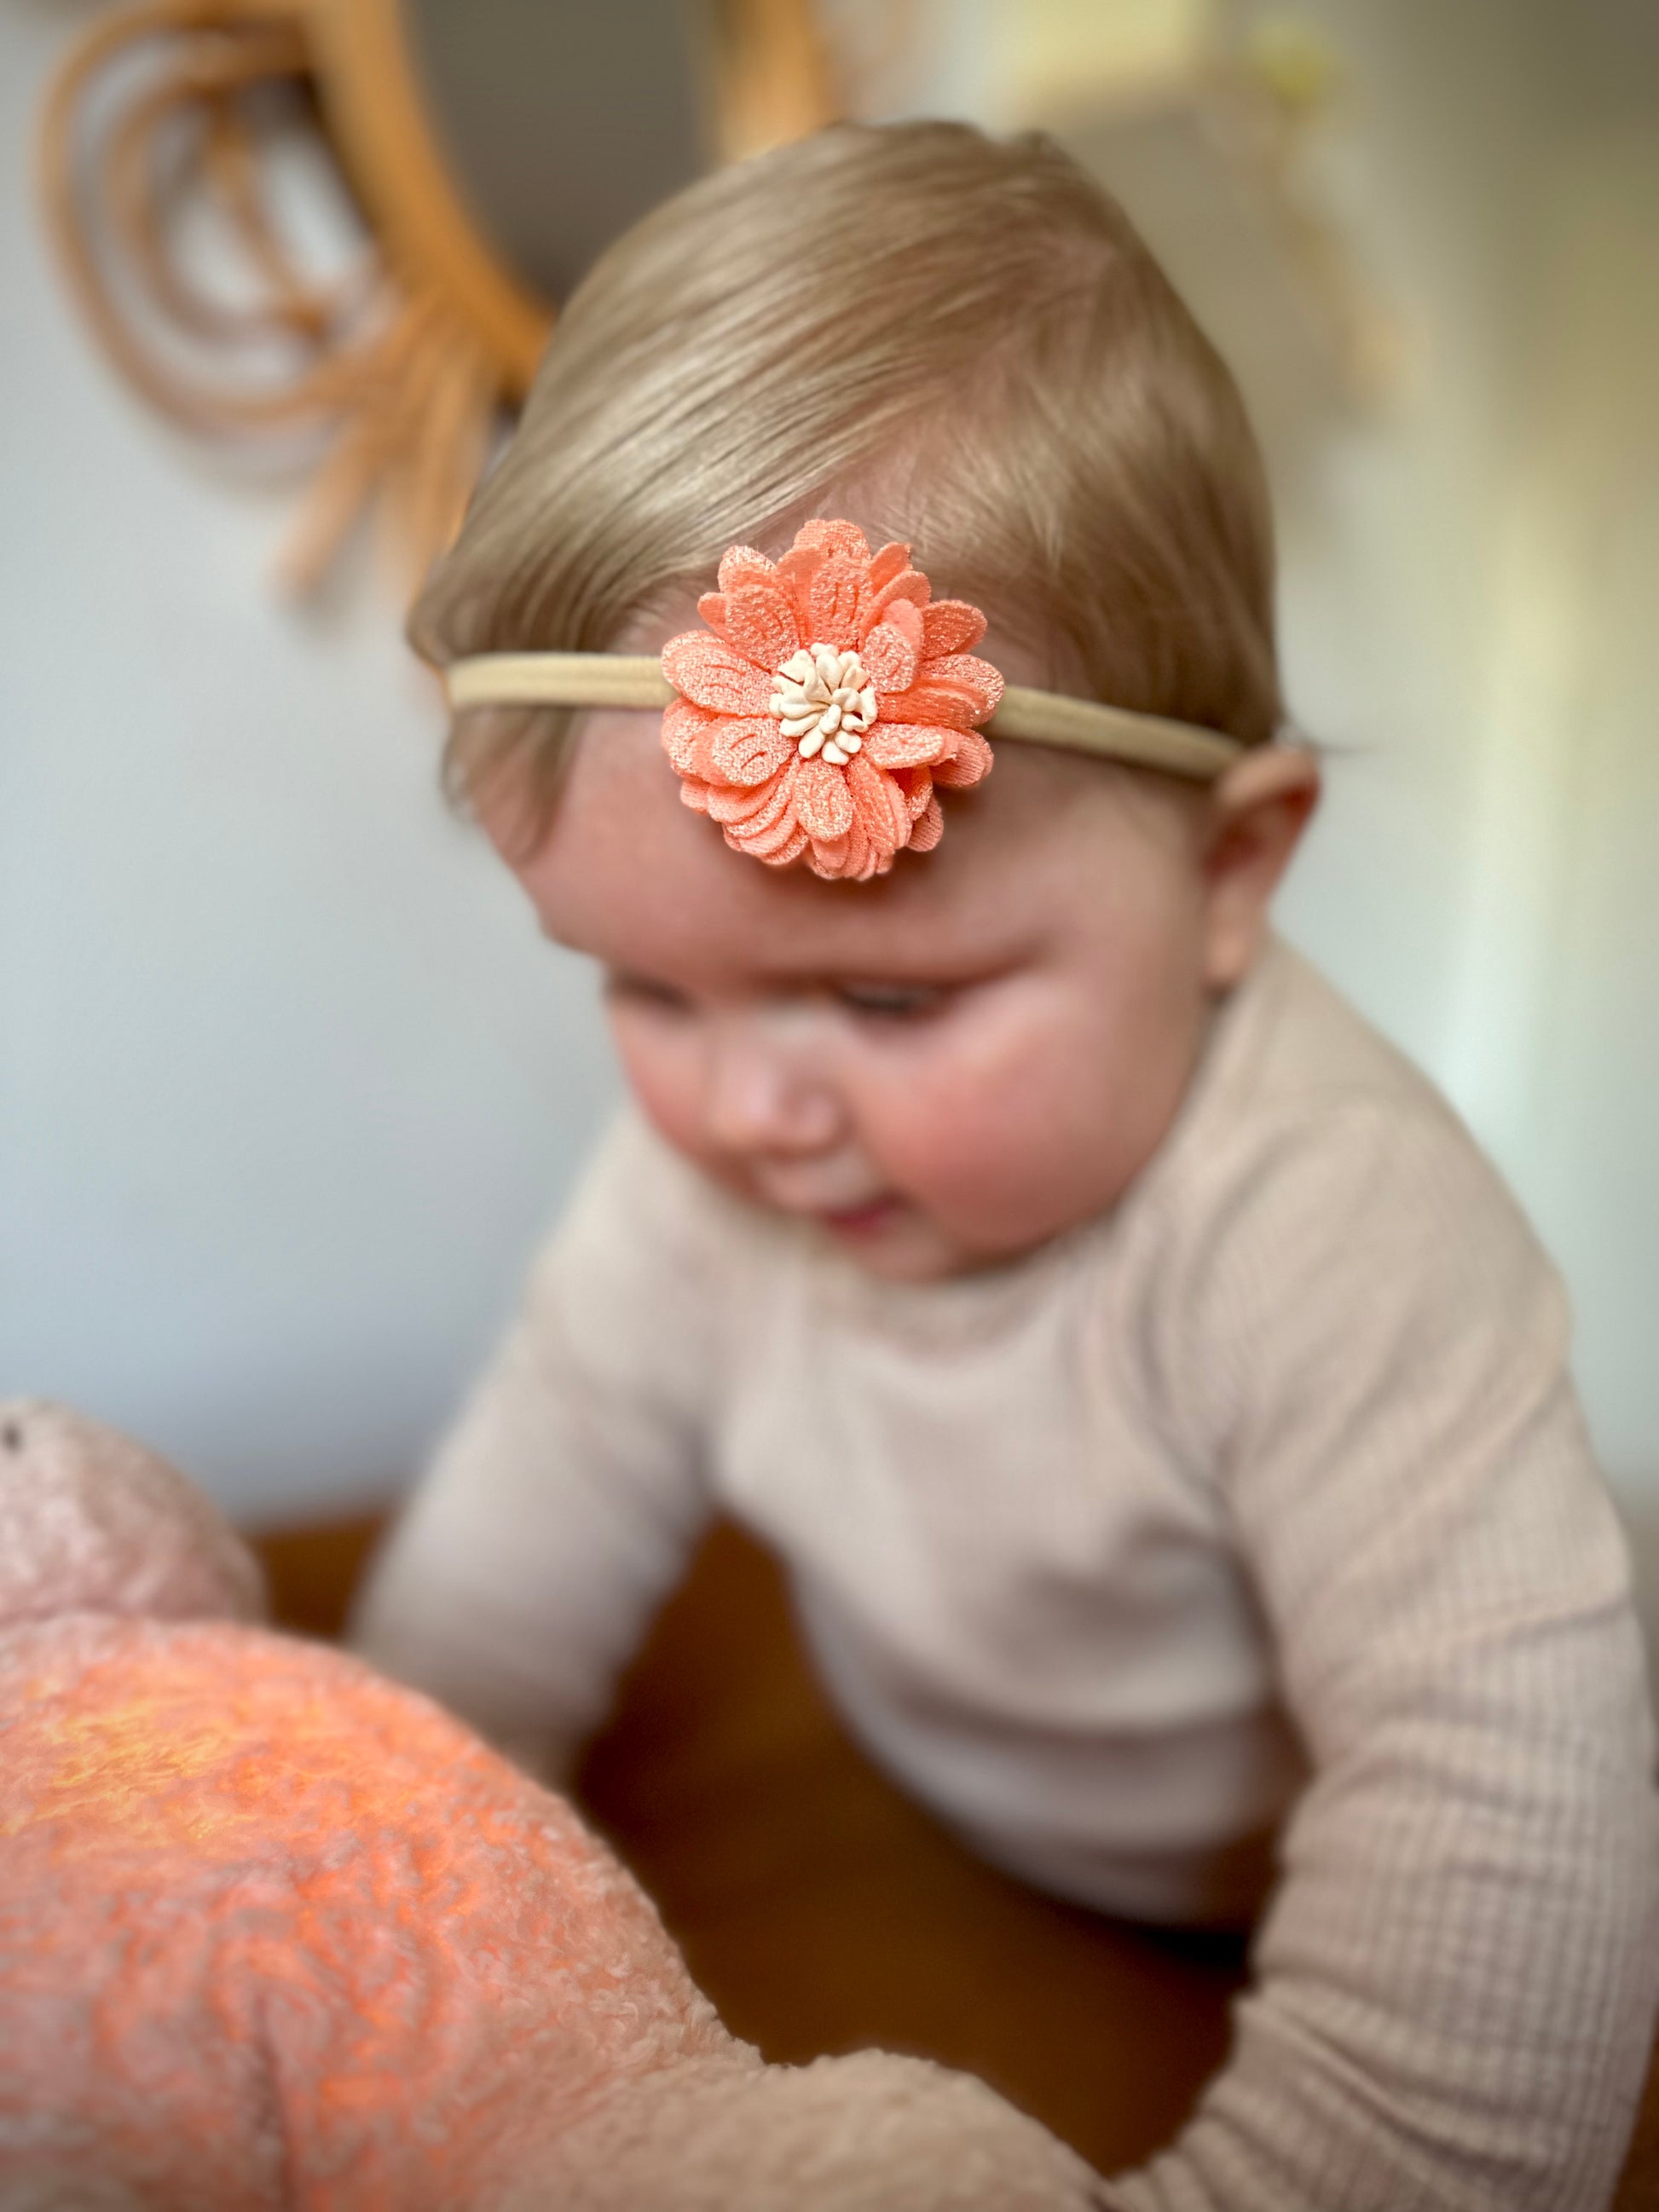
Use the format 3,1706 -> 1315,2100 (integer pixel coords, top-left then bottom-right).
1448,126 -> 1659,1491
945,0 -> 1659,1493
3,0 -> 1654,1521
1257,2 -> 1659,1494
1254,1 -> 1658,1497
1,2 -> 619,1518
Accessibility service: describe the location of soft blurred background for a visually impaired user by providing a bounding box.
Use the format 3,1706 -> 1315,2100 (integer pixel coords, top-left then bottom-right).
3,0 -> 1656,1556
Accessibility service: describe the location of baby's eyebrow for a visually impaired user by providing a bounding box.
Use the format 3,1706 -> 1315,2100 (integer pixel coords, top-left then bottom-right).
768,944 -> 1033,992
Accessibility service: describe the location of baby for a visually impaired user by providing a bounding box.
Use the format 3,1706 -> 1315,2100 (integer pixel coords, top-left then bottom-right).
353,122 -> 1659,2209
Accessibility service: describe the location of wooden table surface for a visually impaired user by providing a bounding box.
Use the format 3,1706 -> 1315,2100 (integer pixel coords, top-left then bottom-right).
251,1510 -> 1659,2200
254,1510 -> 1244,2172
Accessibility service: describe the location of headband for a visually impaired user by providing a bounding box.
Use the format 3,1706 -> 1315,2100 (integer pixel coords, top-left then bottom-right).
443,518 -> 1247,882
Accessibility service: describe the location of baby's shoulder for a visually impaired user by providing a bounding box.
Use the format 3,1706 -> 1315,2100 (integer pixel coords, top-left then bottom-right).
1147,937 -> 1517,1226
1108,940 -> 1563,1420
1204,935 -> 1460,1135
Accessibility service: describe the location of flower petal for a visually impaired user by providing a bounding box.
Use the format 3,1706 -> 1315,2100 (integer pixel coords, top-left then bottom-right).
847,752 -> 910,859
733,777 -> 808,856
662,631 -> 773,715
861,719 -> 951,770
706,765 -> 792,824
709,714 -> 792,787
723,583 -> 801,670
922,599 -> 987,656
870,567 -> 932,621
867,540 -> 911,594
882,650 -> 1003,730
880,682 -> 970,730
776,544 -> 824,632
662,698 -> 719,777
861,618 -> 921,695
880,597 -> 924,650
887,765 -> 934,820
749,824 -> 810,869
804,829 -> 851,880
807,557 -> 869,651
679,779 -> 713,814
794,755 -> 855,841
795,518 -> 870,562
909,793 -> 945,852
931,728 -> 995,788
812,816 -> 868,881
930,650 -> 1004,719
697,592 -> 731,643
879,683 -> 969,730
717,544 -> 777,593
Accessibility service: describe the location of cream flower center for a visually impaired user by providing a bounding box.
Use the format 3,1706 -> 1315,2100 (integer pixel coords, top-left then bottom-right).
769,644 -> 878,767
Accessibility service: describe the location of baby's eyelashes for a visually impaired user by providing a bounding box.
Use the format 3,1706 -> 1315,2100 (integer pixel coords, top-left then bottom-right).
604,971 -> 691,1014
834,982 -> 951,1022
604,969 -> 953,1024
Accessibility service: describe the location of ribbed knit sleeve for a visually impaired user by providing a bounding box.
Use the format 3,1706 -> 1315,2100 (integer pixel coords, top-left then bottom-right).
1109,1100 -> 1659,2212
349,1115 -> 727,1778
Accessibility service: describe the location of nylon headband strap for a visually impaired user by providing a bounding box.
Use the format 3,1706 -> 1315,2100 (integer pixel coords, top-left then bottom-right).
443,653 -> 1246,782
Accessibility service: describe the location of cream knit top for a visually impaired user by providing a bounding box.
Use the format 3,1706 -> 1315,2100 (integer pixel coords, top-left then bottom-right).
354,938 -> 1659,2210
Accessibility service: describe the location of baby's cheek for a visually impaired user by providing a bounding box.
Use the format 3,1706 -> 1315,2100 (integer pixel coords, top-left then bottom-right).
861,1002 -> 1141,1248
919,1106 -> 1081,1230
869,1044 -> 1072,1218
607,1016 -> 709,1168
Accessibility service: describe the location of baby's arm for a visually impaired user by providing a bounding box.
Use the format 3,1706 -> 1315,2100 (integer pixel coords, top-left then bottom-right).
351,1116 -> 726,1781
1113,1102 -> 1659,2212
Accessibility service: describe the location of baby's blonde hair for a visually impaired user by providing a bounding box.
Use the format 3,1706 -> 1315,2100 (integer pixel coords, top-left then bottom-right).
413,119 -> 1282,821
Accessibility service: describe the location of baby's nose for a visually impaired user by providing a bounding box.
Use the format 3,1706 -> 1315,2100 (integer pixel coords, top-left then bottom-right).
703,1031 -> 842,1157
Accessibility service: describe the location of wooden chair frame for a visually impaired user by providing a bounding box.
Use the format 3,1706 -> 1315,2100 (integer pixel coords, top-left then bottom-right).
38,0 -> 838,591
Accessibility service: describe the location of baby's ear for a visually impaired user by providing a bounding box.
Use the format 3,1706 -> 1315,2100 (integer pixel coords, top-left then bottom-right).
0,1400 -> 267,1632
1199,744 -> 1321,990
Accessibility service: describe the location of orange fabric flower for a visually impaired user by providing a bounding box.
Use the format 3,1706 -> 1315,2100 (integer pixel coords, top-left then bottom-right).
661,519 -> 1003,881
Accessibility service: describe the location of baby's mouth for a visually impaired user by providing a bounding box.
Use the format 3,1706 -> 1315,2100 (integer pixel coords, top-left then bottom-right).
744,1166 -> 906,1237
814,1195 -> 905,1239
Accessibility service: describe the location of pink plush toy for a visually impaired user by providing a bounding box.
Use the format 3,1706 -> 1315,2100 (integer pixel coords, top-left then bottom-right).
0,1401 -> 1106,2211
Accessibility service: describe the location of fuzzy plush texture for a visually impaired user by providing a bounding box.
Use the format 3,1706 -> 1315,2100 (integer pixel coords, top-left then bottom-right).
0,1400 -> 264,1630
0,1401 -> 1104,2212
1,1615 -> 731,2209
522,2052 -> 1109,2211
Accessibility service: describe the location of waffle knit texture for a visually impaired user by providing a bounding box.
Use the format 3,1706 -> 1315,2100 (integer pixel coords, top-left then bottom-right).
355,937 -> 1659,2211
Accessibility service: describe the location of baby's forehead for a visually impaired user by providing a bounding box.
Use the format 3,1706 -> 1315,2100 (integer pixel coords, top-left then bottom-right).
518,713 -> 1120,984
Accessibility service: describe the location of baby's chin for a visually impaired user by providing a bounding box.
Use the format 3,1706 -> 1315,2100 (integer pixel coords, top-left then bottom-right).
810,1198 -> 1034,1285
706,1155 -> 1061,1283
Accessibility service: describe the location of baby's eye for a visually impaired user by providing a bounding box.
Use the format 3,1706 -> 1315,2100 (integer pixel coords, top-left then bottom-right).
835,982 -> 949,1022
604,972 -> 691,1013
